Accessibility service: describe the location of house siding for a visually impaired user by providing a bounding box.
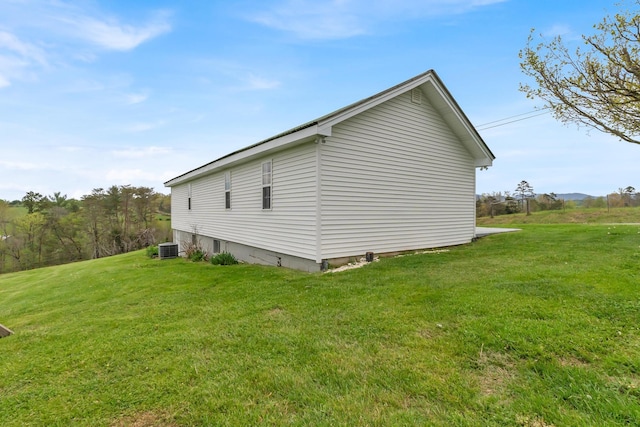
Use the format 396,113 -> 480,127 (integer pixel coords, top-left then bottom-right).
171,142 -> 318,260
320,90 -> 476,259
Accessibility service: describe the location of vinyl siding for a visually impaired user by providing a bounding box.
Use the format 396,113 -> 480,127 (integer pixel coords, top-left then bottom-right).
171,143 -> 318,260
320,90 -> 476,259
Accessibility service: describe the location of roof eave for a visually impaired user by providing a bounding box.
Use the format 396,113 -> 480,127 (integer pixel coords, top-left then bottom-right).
164,124 -> 324,187
164,69 -> 496,187
421,71 -> 495,166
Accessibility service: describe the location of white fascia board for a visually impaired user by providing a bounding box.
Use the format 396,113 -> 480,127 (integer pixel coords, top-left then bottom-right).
425,82 -> 495,165
165,125 -> 321,187
317,73 -> 494,166
318,75 -> 434,130
475,157 -> 494,167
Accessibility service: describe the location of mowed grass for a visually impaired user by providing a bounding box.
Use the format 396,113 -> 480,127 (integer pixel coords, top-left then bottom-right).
477,206 -> 640,225
1,224 -> 639,426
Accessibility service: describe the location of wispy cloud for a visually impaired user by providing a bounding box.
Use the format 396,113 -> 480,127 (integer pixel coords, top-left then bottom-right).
195,58 -> 282,91
57,146 -> 84,153
0,31 -> 47,65
105,168 -> 164,183
125,92 -> 149,104
245,73 -> 281,90
0,159 -> 39,170
124,121 -> 165,133
249,0 -> 507,40
251,1 -> 366,40
0,30 -> 47,86
111,146 -> 171,159
541,24 -> 574,38
0,3 -> 172,88
58,10 -> 172,51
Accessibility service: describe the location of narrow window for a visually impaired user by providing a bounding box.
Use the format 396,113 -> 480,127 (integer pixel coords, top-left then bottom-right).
188,183 -> 192,210
224,171 -> 231,209
213,239 -> 221,254
262,161 -> 272,210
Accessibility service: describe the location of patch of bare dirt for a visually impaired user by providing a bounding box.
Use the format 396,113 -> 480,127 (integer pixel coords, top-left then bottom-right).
558,356 -> 589,368
111,411 -> 178,427
475,349 -> 516,397
515,414 -> 556,427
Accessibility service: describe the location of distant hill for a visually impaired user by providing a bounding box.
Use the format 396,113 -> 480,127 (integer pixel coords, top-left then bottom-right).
556,193 -> 595,201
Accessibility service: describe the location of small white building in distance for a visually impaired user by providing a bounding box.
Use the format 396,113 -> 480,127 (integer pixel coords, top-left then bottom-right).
164,70 -> 495,271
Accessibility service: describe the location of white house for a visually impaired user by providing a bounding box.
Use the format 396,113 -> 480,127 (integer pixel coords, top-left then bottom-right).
164,70 -> 494,271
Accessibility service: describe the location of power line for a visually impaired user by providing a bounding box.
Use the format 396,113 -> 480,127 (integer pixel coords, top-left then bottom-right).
476,111 -> 550,131
475,107 -> 550,131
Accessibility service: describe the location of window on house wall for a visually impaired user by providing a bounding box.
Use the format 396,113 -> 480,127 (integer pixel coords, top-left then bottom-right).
188,183 -> 192,210
224,171 -> 231,209
213,239 -> 221,253
262,161 -> 272,210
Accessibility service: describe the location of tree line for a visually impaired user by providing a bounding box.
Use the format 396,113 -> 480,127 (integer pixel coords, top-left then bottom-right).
476,181 -> 640,218
0,186 -> 171,274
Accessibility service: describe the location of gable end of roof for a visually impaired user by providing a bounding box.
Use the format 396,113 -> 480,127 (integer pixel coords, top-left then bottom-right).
165,70 -> 494,187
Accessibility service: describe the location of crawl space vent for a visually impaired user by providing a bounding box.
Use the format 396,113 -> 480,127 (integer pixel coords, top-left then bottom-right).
411,88 -> 422,104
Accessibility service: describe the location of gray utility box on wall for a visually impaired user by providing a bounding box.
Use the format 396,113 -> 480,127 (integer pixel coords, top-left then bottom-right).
158,242 -> 179,259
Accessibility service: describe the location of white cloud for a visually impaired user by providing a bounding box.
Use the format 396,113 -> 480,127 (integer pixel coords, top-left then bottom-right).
249,0 -> 507,39
0,31 -> 47,87
105,168 -> 166,184
245,73 -> 281,90
0,159 -> 39,170
0,31 -> 47,65
60,11 -> 172,51
125,92 -> 149,104
0,4 -> 172,88
541,24 -> 574,38
251,1 -> 366,39
111,146 -> 171,159
195,58 -> 283,92
124,121 -> 165,132
57,146 -> 83,153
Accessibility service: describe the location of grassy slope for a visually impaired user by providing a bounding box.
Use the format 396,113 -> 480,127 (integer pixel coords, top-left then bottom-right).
7,205 -> 27,220
477,206 -> 640,225
1,224 -> 639,426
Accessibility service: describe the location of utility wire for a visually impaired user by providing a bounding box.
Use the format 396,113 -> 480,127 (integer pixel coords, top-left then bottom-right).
476,111 -> 550,130
475,107 -> 550,131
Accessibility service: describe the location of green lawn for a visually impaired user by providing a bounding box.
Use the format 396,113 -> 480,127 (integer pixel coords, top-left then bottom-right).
1,224 -> 639,426
477,206 -> 640,225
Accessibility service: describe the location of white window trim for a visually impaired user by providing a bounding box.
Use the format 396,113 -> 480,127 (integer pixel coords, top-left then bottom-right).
224,171 -> 231,210
262,160 -> 272,210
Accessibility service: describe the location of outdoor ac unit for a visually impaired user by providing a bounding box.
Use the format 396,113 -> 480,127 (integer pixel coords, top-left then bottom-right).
158,242 -> 179,259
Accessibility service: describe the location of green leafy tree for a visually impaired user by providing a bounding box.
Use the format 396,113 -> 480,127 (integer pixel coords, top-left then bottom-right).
22,191 -> 46,214
476,192 -> 509,218
13,212 -> 47,269
515,180 -> 536,215
536,192 -> 563,211
503,191 -> 519,214
520,2 -> 640,144
157,193 -> 171,215
0,200 -> 11,273
48,192 -> 69,208
583,196 -> 607,208
1,185 -> 168,273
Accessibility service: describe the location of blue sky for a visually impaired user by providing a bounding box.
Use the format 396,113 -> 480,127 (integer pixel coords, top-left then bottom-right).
1,0 -> 638,201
